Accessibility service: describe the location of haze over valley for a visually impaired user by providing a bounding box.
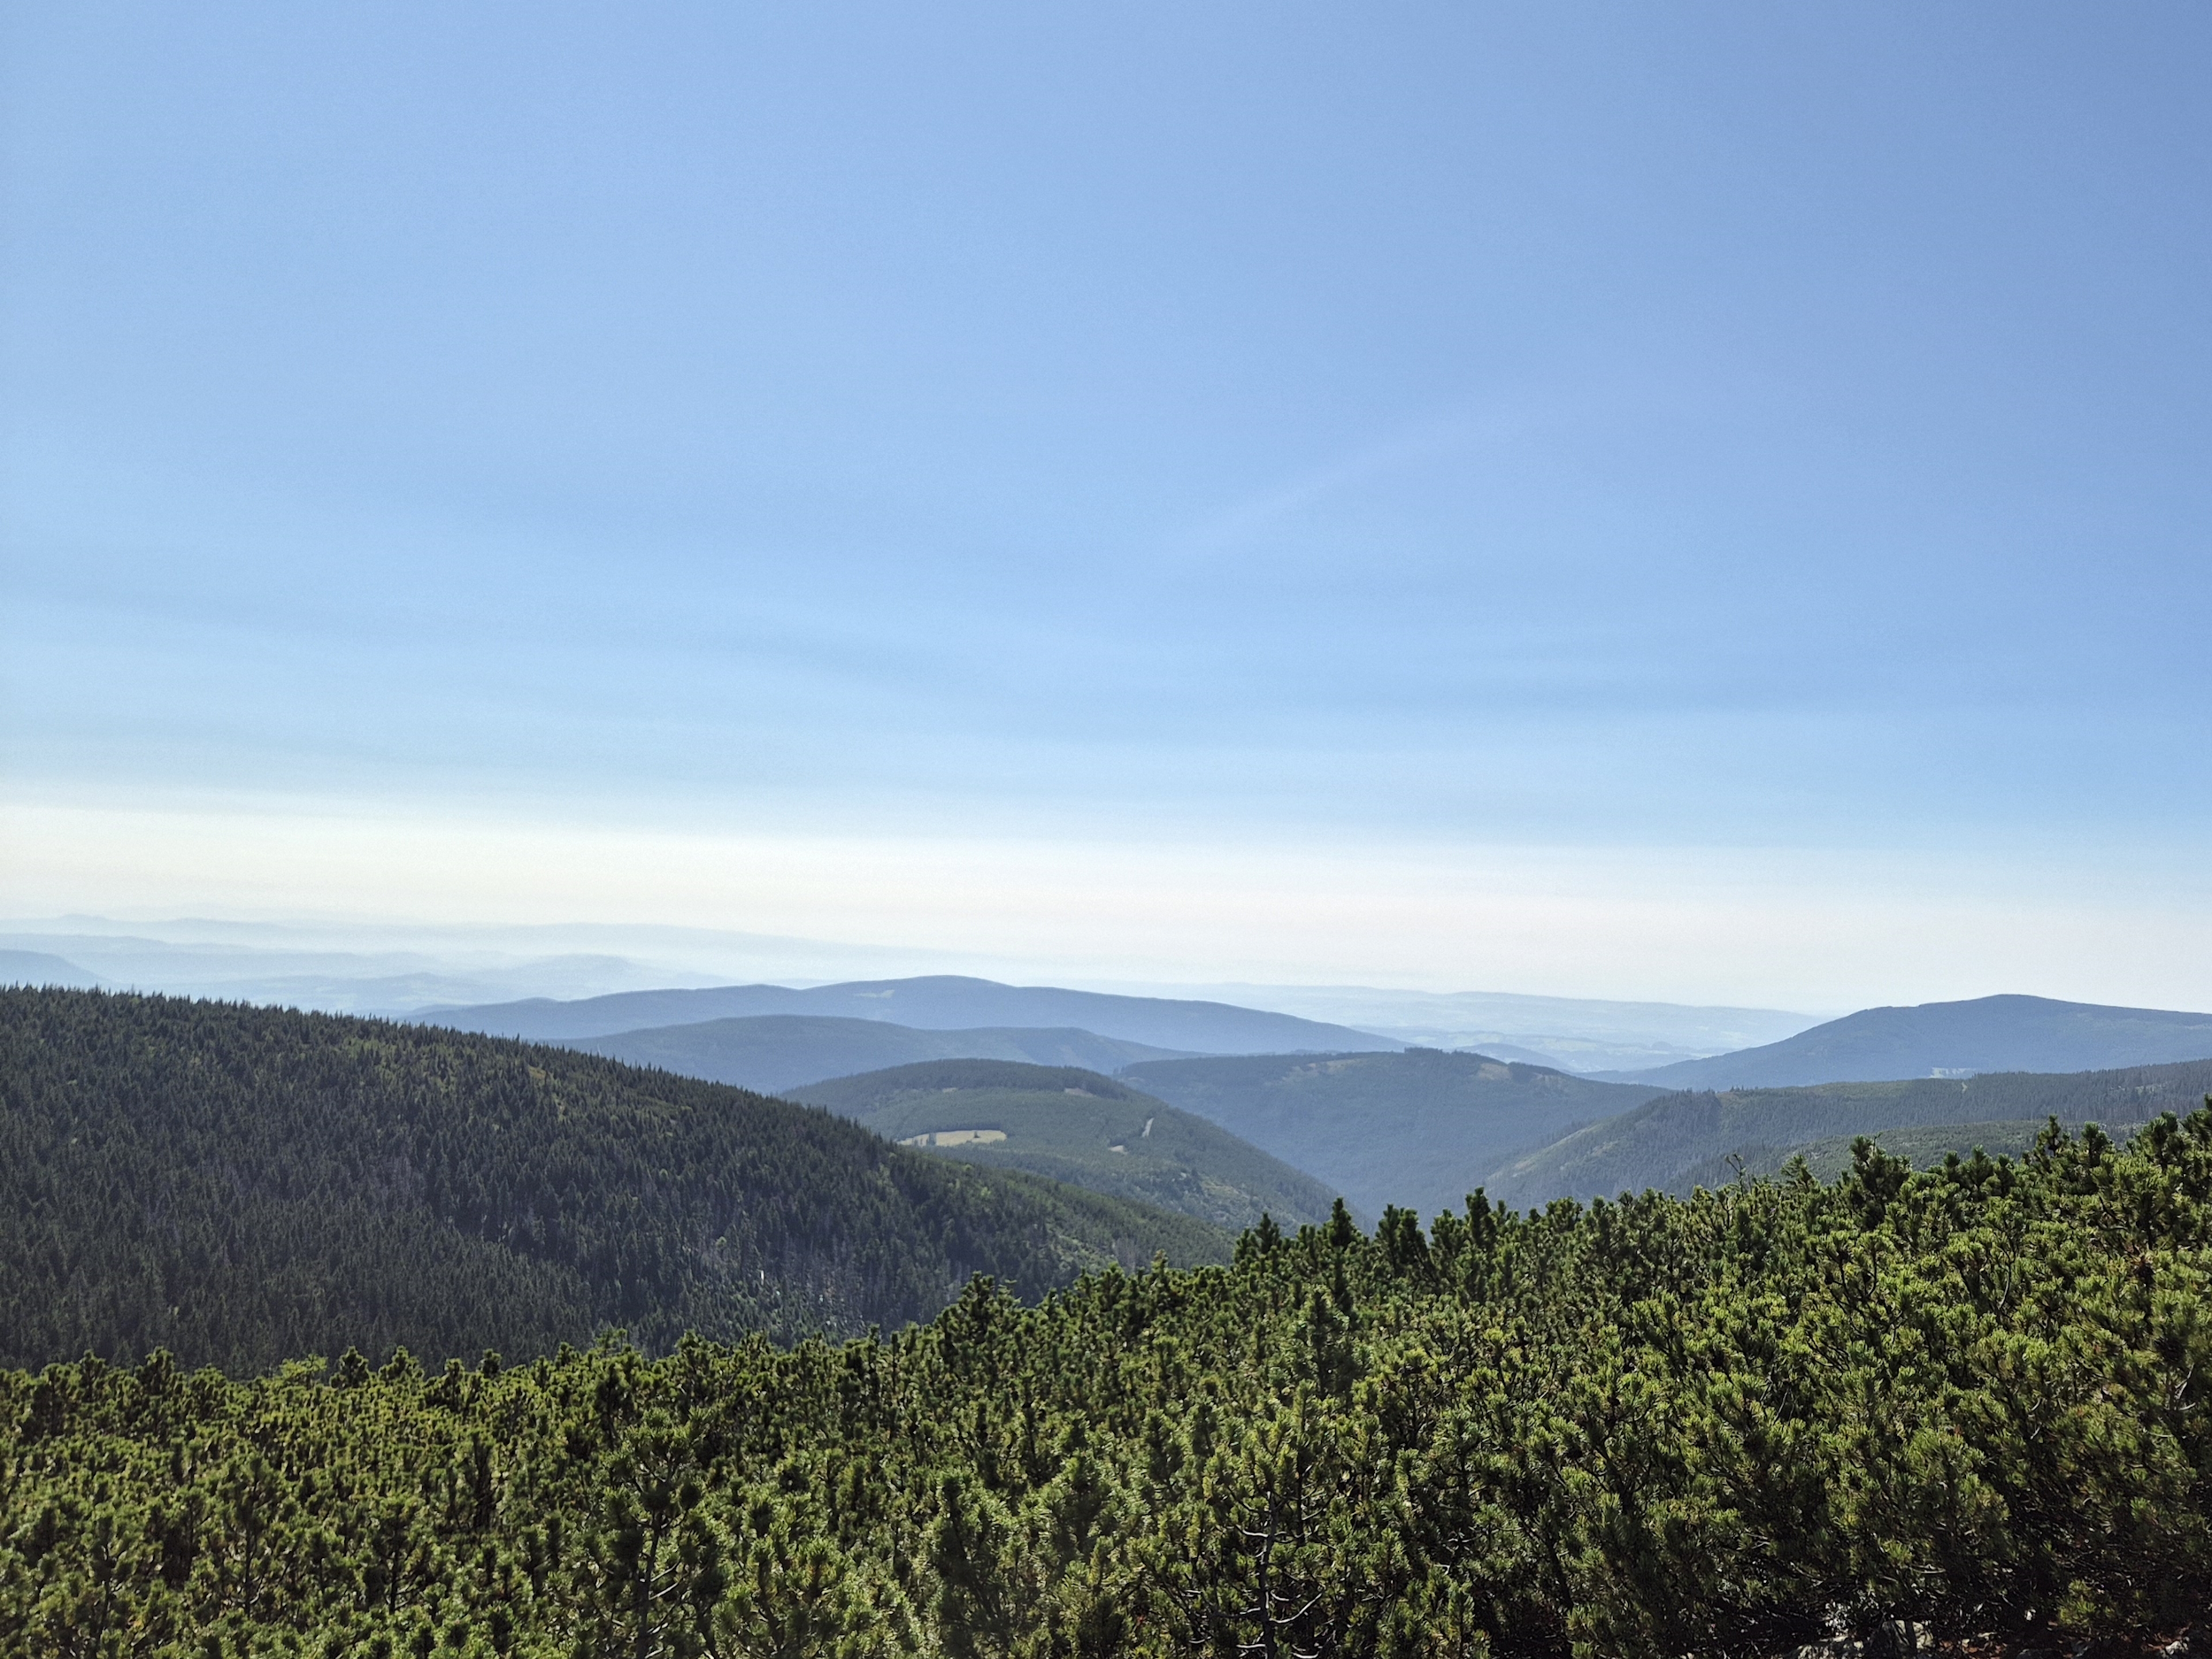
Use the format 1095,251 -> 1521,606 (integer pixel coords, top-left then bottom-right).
0,914 -> 1829,1073
11,939 -> 2210,1239
8,4 -> 2212,1651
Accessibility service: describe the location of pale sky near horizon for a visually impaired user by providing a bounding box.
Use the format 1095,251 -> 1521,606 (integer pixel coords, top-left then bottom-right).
5,4 -> 2211,1009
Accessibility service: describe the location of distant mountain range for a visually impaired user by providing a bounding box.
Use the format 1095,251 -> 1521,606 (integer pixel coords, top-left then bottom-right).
35,916 -> 2212,1234
1486,1056 -> 2212,1206
571,1015 -> 1190,1094
1123,1049 -> 1660,1222
0,949 -> 103,989
787,1058 -> 1340,1233
452,985 -> 2212,1222
1176,984 -> 1819,1073
0,929 -> 719,1014
423,974 -> 1394,1055
1601,994 -> 2212,1088
0,920 -> 1821,1067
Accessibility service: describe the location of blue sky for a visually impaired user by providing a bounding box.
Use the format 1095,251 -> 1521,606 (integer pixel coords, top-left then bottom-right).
5,4 -> 2210,1005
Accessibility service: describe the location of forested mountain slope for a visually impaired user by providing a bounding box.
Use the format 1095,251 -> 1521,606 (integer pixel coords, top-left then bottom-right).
1607,992 -> 2212,1088
788,1059 -> 1340,1231
13,1117 -> 2212,1655
1124,1048 -> 1658,1219
426,973 -> 1394,1052
571,1014 -> 1188,1094
1488,1056 -> 2212,1204
0,989 -> 1225,1373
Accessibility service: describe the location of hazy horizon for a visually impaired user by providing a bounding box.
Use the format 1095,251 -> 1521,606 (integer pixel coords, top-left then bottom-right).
7,4 -> 2209,1009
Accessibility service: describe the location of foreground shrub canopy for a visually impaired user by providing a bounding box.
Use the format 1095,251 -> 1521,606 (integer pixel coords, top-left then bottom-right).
8,1111 -> 2212,1658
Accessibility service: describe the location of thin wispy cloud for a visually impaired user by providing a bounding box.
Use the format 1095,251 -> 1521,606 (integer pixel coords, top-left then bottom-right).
5,3 -> 2208,1003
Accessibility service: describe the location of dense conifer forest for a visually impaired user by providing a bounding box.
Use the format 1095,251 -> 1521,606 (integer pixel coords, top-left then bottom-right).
10,1096 -> 2212,1655
0,989 -> 1225,1374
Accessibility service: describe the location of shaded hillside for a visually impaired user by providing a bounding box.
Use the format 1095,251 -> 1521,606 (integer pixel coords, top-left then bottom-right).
1123,1048 -> 1659,1220
1608,993 -> 2212,1088
569,1014 -> 1189,1094
0,989 -> 1225,1373
788,1058 -> 1340,1231
1490,1056 -> 2212,1204
425,973 -> 1395,1053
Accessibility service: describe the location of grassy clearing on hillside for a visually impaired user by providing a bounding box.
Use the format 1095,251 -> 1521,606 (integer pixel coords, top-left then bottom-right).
790,1059 -> 1340,1232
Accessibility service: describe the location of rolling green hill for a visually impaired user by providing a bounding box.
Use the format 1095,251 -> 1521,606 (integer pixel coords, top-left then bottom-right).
568,1013 -> 1191,1094
1488,1056 -> 2212,1204
787,1058 -> 1340,1231
1122,1048 -> 1661,1220
0,988 -> 1226,1373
